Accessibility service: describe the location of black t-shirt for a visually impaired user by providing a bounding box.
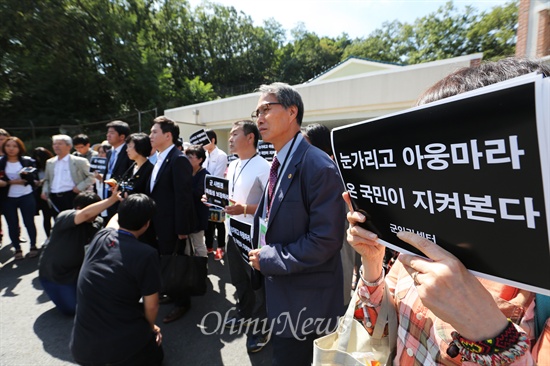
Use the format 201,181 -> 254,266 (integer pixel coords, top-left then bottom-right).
70,227 -> 161,364
38,210 -> 103,284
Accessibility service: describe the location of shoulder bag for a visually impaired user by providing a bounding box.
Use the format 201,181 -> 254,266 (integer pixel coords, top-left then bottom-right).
313,281 -> 397,366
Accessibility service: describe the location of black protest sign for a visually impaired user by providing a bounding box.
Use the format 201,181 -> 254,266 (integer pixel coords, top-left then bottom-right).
332,75 -> 550,295
89,157 -> 107,172
204,175 -> 229,208
229,217 -> 253,263
227,154 -> 239,164
189,129 -> 210,146
258,140 -> 275,162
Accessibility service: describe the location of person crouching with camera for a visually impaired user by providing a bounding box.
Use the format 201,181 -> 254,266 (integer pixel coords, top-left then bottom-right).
0,136 -> 39,260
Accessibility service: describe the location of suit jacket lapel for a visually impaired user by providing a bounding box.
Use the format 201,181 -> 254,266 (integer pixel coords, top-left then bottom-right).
113,144 -> 127,173
151,147 -> 177,193
268,140 -> 309,226
68,155 -> 78,182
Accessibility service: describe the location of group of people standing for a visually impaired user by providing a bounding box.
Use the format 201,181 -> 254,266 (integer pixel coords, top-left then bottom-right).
2,57 -> 550,366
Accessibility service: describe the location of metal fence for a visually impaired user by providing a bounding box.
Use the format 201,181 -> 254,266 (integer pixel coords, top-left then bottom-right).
1,109 -> 158,151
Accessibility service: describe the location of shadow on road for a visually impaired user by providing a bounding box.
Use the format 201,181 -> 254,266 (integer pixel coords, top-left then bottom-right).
159,258 -> 272,365
34,308 -> 76,364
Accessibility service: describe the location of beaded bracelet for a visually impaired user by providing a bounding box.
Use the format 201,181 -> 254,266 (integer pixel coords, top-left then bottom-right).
446,319 -> 529,365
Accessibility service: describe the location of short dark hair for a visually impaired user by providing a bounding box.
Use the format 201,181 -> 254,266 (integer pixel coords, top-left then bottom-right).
185,144 -> 206,164
233,120 -> 260,148
417,57 -> 550,105
205,129 -> 217,145
2,136 -> 26,157
73,191 -> 101,210
303,123 -> 332,156
125,132 -> 152,158
72,134 -> 90,146
106,120 -> 131,138
258,82 -> 304,126
153,116 -> 180,144
117,194 -> 156,230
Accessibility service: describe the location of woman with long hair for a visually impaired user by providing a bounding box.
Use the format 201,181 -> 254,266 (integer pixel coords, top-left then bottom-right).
0,137 -> 39,259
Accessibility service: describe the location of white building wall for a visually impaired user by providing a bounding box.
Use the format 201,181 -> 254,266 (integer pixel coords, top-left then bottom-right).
168,54 -> 482,152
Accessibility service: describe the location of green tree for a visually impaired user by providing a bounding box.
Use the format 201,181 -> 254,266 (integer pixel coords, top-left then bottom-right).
190,1 -> 284,96
342,1 -> 517,65
467,0 -> 518,60
342,20 -> 411,63
406,2 -> 479,63
277,23 -> 349,84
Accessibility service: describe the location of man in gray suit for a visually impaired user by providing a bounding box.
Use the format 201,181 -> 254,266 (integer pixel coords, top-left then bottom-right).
248,83 -> 346,366
41,135 -> 95,216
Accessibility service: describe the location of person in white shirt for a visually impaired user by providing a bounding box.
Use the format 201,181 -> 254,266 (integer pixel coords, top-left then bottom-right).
0,136 -> 39,259
202,129 -> 228,259
223,120 -> 271,353
41,135 -> 95,217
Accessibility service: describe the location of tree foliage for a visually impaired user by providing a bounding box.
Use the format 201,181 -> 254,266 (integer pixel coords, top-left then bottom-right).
0,0 -> 519,139
342,0 -> 517,64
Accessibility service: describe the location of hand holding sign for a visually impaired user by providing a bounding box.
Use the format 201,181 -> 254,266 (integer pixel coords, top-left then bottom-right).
204,175 -> 229,208
343,192 -> 385,281
396,231 -> 509,341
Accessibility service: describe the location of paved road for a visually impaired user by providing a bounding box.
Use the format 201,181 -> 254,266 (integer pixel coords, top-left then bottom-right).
0,215 -> 272,366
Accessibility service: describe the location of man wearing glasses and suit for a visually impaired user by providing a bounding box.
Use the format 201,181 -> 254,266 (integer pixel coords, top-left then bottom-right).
248,83 -> 346,366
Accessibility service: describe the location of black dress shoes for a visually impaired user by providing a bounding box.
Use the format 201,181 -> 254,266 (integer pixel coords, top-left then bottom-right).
163,305 -> 189,324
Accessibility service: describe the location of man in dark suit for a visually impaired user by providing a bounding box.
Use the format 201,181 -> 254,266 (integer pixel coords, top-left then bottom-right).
101,120 -> 132,221
248,83 -> 346,366
147,116 -> 195,324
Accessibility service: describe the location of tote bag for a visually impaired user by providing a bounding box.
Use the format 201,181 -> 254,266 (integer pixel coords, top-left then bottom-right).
160,238 -> 208,297
313,281 -> 397,366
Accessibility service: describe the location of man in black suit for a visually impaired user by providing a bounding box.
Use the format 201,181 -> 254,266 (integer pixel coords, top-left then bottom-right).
147,116 -> 195,323
101,120 -> 133,221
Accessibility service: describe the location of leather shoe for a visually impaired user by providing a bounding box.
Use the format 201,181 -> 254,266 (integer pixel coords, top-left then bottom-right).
159,295 -> 173,304
224,316 -> 251,329
163,306 -> 189,324
246,333 -> 270,353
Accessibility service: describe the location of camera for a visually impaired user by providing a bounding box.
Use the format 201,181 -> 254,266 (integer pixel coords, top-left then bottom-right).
119,179 -> 134,195
19,166 -> 38,184
105,177 -> 134,195
19,166 -> 37,175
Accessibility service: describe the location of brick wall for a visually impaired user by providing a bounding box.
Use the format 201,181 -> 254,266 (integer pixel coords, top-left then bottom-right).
516,0 -> 531,57
536,9 -> 550,57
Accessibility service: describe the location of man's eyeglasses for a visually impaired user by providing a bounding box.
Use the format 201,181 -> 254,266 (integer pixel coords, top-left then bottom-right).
251,102 -> 282,122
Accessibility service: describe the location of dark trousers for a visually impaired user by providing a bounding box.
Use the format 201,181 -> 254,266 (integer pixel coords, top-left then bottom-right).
226,236 -> 267,335
39,277 -> 77,315
271,333 -> 318,366
49,191 -> 77,217
205,221 -> 225,250
35,189 -> 53,237
114,334 -> 163,366
74,333 -> 164,366
3,192 -> 37,251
